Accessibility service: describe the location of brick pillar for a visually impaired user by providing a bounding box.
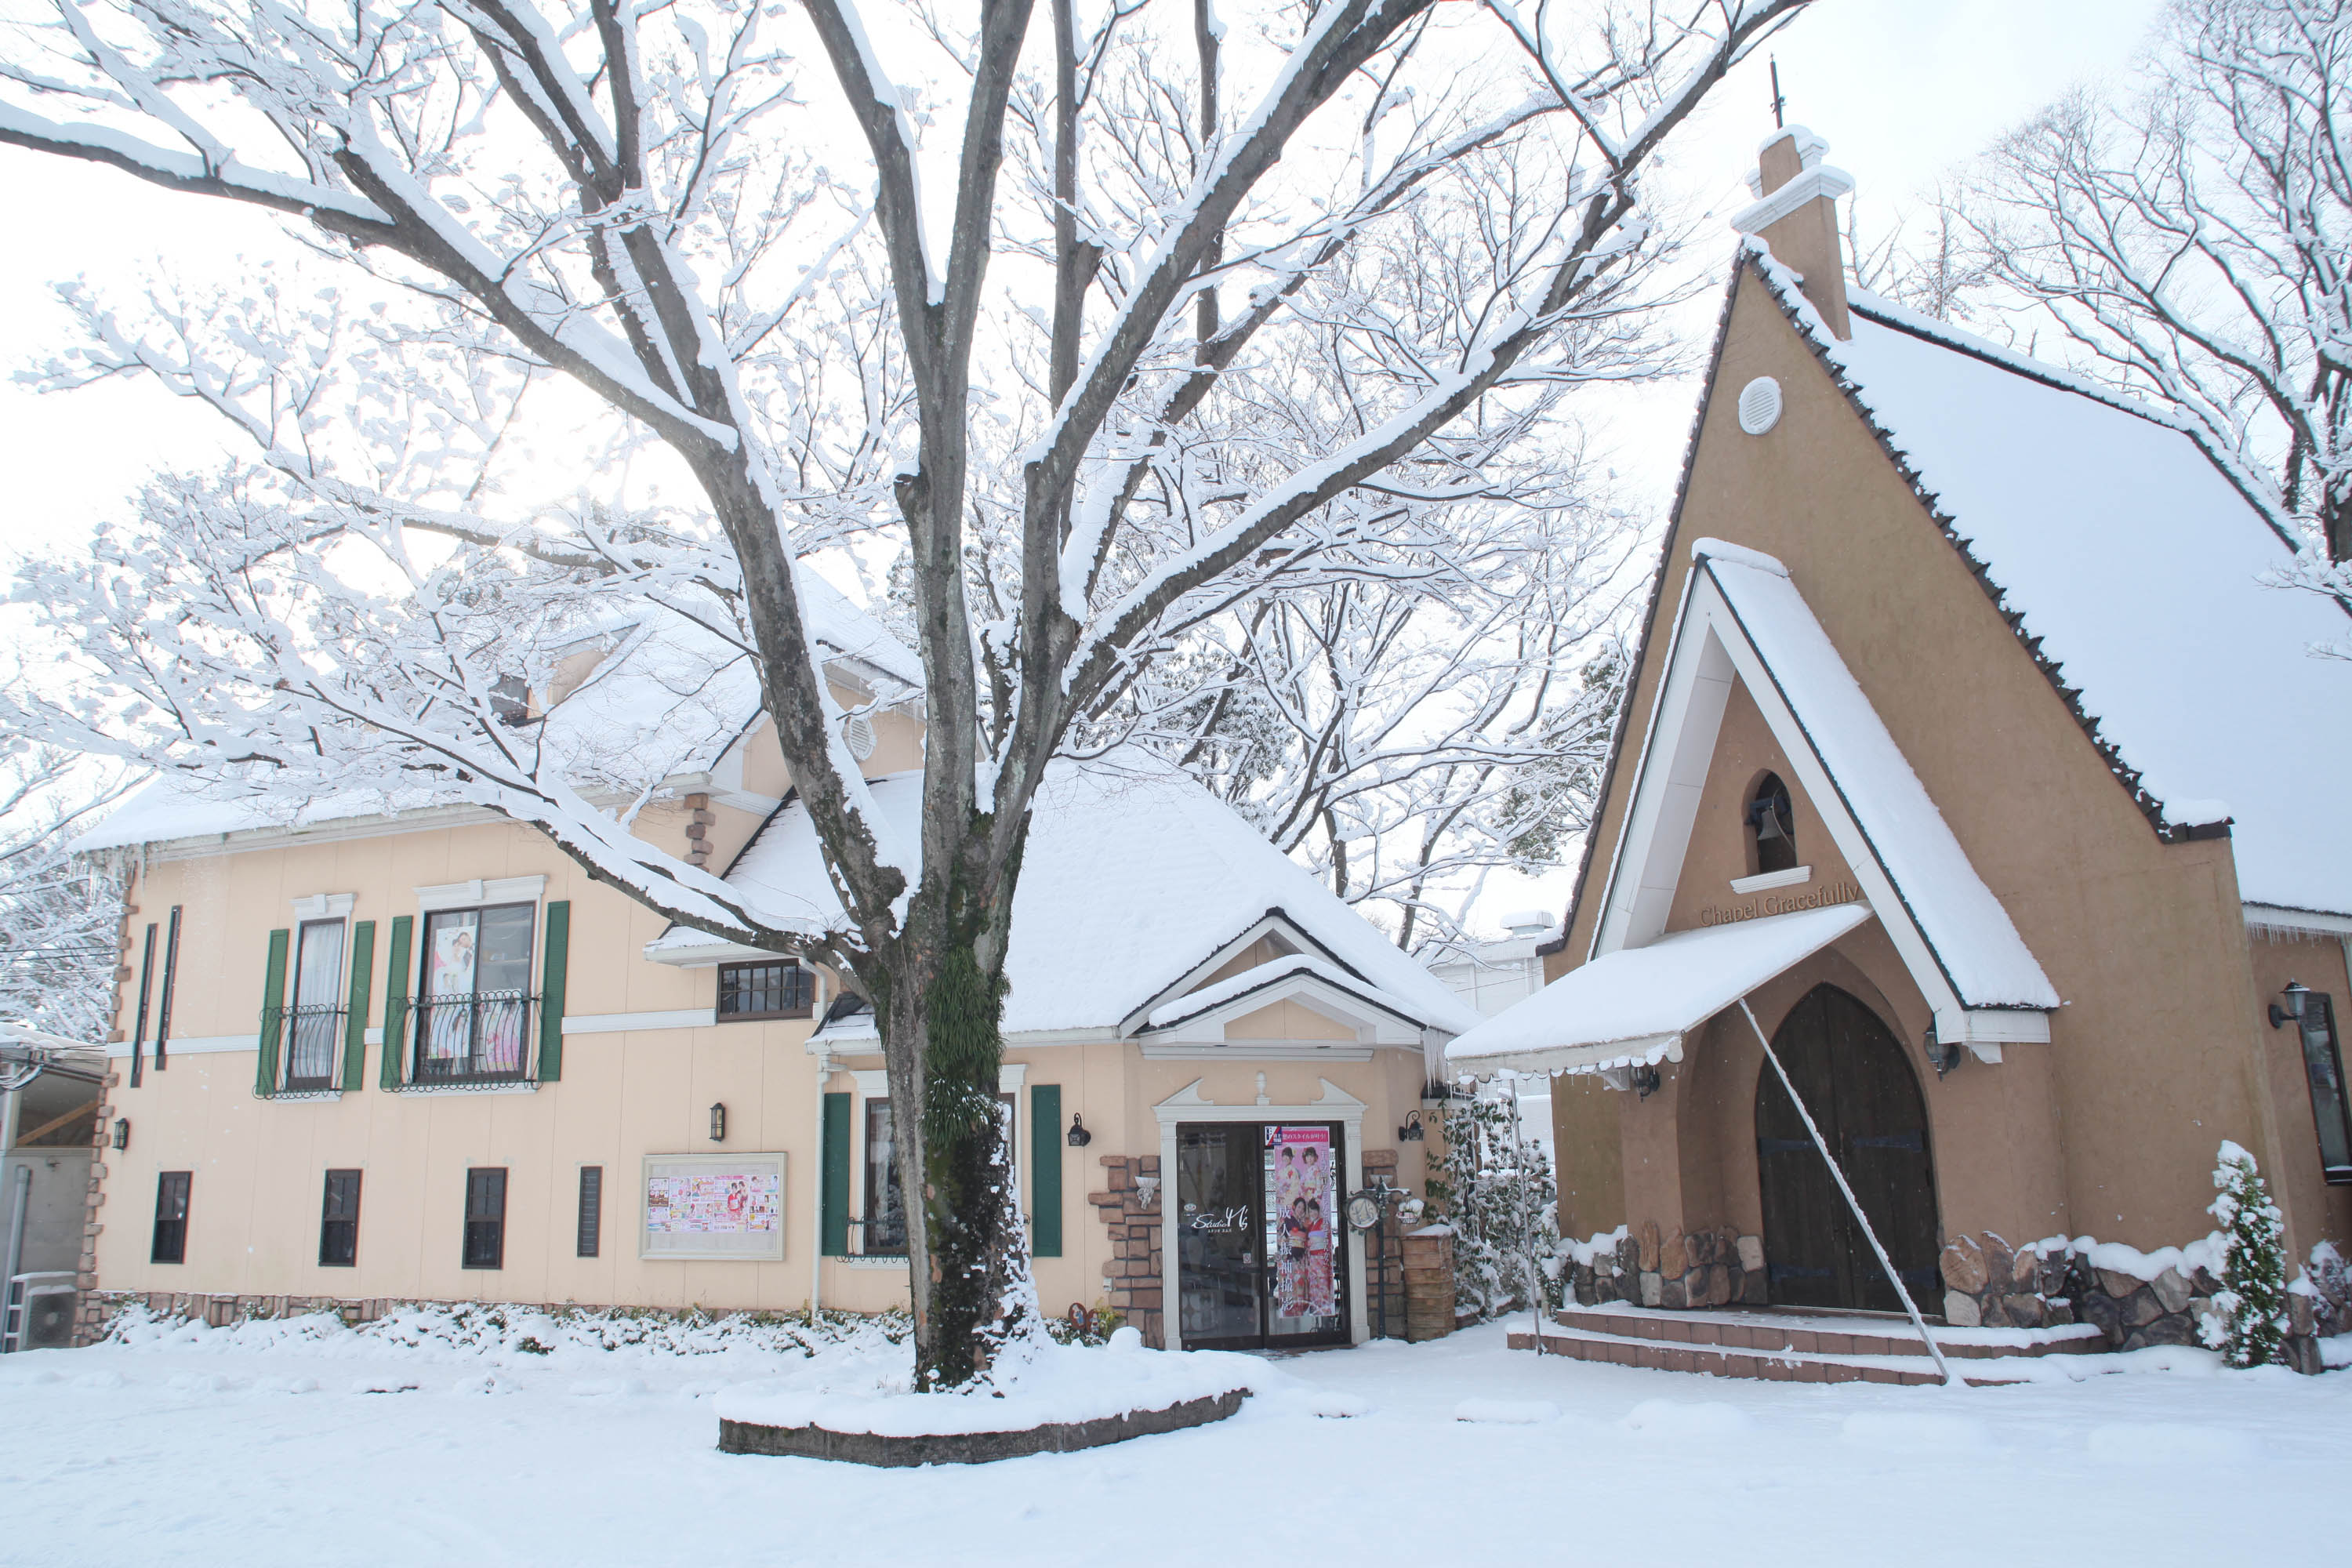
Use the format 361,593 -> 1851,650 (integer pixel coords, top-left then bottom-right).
1090,1154 -> 1165,1347
1401,1225 -> 1456,1342
69,1070 -> 119,1347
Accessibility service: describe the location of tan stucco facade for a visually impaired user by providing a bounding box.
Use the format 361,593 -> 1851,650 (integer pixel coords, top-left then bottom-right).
1546,259 -> 2352,1279
89,695 -> 1433,1345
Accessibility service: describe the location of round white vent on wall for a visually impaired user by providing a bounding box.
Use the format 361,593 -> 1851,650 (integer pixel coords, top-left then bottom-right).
843,712 -> 877,760
1737,376 -> 1784,436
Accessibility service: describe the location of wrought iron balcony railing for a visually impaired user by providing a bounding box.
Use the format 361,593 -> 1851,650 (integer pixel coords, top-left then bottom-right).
404,990 -> 539,1087
259,1004 -> 350,1094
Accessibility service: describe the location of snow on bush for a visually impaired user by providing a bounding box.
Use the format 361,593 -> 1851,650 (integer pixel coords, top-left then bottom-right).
1426,1087 -> 1561,1319
2201,1142 -> 2288,1368
102,1300 -> 910,1369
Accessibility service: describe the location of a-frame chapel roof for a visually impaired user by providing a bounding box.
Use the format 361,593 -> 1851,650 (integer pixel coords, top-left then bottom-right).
1744,249 -> 2352,920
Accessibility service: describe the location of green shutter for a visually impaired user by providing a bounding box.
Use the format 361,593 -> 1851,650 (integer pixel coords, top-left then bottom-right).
380,915 -> 412,1090
1031,1084 -> 1063,1258
821,1092 -> 851,1257
342,920 -> 376,1091
256,928 -> 289,1096
538,900 -> 570,1082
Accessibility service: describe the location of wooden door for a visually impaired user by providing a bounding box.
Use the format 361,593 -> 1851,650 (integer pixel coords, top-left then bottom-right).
1755,985 -> 1940,1312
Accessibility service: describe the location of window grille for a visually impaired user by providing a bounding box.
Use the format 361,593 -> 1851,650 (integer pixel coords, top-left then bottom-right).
576,1167 -> 603,1258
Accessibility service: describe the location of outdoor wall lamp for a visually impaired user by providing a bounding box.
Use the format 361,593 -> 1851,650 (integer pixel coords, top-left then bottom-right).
2269,980 -> 2313,1030
709,1102 -> 727,1143
1065,1112 -> 1092,1148
111,1117 -> 130,1151
1397,1111 -> 1425,1142
1925,1029 -> 1965,1079
1631,1065 -> 1661,1099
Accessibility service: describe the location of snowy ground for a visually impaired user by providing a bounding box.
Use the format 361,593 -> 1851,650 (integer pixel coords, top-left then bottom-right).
3,1314 -> 2346,1566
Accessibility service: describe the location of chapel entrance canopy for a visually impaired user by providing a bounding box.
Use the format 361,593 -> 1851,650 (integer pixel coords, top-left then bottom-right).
1443,903 -> 1872,1078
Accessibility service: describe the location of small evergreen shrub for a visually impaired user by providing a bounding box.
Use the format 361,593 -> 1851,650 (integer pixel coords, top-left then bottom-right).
2201,1141 -> 2288,1368
1424,1083 -> 1561,1319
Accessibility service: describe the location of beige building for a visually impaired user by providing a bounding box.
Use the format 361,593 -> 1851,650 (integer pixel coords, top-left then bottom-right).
75,580 -> 1470,1351
1450,129 -> 2352,1367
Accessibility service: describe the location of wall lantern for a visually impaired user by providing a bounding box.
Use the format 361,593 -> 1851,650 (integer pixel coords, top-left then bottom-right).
2269,980 -> 2313,1031
709,1102 -> 728,1143
1065,1112 -> 1092,1148
1397,1110 -> 1425,1142
1630,1065 -> 1661,1099
111,1117 -> 130,1152
1925,1029 -> 1965,1079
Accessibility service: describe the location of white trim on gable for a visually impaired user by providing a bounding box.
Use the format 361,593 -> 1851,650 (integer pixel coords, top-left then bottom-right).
1590,547 -> 2055,1051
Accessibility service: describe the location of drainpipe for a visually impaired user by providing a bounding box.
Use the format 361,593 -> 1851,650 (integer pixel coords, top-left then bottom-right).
1,1163 -> 29,1353
810,1047 -> 831,1317
1738,998 -> 1954,1385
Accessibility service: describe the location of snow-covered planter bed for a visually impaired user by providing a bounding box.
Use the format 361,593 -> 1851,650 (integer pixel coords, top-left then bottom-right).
713,1328 -> 1257,1465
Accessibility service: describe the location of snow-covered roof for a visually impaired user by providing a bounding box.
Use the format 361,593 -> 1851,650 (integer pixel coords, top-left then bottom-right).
1694,543 -> 2061,1011
72,573 -> 917,855
1755,253 -> 2352,916
650,758 -> 1479,1040
1448,903 -> 1871,1075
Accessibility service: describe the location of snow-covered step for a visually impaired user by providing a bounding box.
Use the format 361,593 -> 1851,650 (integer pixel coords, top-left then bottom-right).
1503,1323 -> 2031,1387
1548,1302 -> 2103,1361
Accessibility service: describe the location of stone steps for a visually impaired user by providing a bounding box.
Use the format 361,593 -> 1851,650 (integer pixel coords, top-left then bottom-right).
1556,1301 -> 2105,1359
1497,1303 -> 2107,1386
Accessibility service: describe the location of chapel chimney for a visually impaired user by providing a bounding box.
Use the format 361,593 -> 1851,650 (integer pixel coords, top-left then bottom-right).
1732,125 -> 1853,339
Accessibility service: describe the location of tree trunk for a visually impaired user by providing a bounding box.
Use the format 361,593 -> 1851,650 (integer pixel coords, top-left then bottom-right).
872,851 -> 1036,1390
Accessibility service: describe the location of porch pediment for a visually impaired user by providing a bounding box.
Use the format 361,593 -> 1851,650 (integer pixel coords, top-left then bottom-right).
1578,540 -> 2056,1051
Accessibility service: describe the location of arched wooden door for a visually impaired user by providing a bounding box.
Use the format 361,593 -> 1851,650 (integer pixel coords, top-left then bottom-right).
1754,985 -> 1941,1312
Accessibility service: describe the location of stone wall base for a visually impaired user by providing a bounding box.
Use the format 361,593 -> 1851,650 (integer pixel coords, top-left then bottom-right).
1570,1221 -> 1768,1312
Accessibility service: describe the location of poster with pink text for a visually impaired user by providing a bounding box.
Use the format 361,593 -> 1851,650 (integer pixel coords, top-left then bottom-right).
1266,1126 -> 1335,1318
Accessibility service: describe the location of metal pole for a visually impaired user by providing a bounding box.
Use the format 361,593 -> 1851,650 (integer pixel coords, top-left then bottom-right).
1508,1076 -> 1546,1356
809,1048 -> 830,1319
1,1164 -> 30,1354
1738,998 -> 1953,1385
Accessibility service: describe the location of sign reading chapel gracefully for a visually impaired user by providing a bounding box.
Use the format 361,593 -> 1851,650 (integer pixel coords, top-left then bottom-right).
1694,880 -> 1866,928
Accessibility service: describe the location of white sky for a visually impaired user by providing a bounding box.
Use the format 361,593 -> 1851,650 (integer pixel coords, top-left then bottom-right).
0,0 -> 2171,931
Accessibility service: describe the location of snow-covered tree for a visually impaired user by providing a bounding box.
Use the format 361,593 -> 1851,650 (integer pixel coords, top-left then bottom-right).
1426,1082 -> 1560,1318
0,750 -> 130,1044
1947,0 -> 2352,583
2202,1139 -> 2288,1367
0,0 -> 1804,1385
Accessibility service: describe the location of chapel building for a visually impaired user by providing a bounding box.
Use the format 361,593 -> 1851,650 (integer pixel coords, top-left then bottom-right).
1449,129 -> 2352,1370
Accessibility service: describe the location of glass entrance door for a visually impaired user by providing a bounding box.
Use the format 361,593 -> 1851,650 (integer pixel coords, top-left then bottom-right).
1174,1122 -> 1349,1350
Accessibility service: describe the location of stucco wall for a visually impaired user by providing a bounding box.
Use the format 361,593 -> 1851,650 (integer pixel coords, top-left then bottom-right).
1549,264 -> 2336,1261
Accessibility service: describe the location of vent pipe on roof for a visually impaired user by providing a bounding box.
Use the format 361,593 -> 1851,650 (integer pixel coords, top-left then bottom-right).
1731,125 -> 1854,340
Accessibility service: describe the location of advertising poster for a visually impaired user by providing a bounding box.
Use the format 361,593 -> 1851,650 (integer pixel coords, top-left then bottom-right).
1266,1126 -> 1336,1318
641,1154 -> 787,1260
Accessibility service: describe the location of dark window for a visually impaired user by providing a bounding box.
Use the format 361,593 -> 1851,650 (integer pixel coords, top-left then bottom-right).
463,1168 -> 508,1269
717,961 -> 815,1021
490,673 -> 532,725
576,1166 -> 603,1258
319,1169 -> 362,1266
2296,993 -> 2352,1181
862,1100 -> 906,1255
1748,772 -> 1797,874
414,903 -> 537,1083
151,1171 -> 191,1265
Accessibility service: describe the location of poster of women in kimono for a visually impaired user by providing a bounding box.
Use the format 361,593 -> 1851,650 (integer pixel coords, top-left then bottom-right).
1266,1126 -> 1337,1319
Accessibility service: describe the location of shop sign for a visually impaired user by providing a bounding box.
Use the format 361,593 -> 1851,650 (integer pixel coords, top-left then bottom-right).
1694,879 -> 1866,928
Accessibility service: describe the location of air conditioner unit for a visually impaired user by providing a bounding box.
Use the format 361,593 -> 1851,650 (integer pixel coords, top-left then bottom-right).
20,1287 -> 75,1351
